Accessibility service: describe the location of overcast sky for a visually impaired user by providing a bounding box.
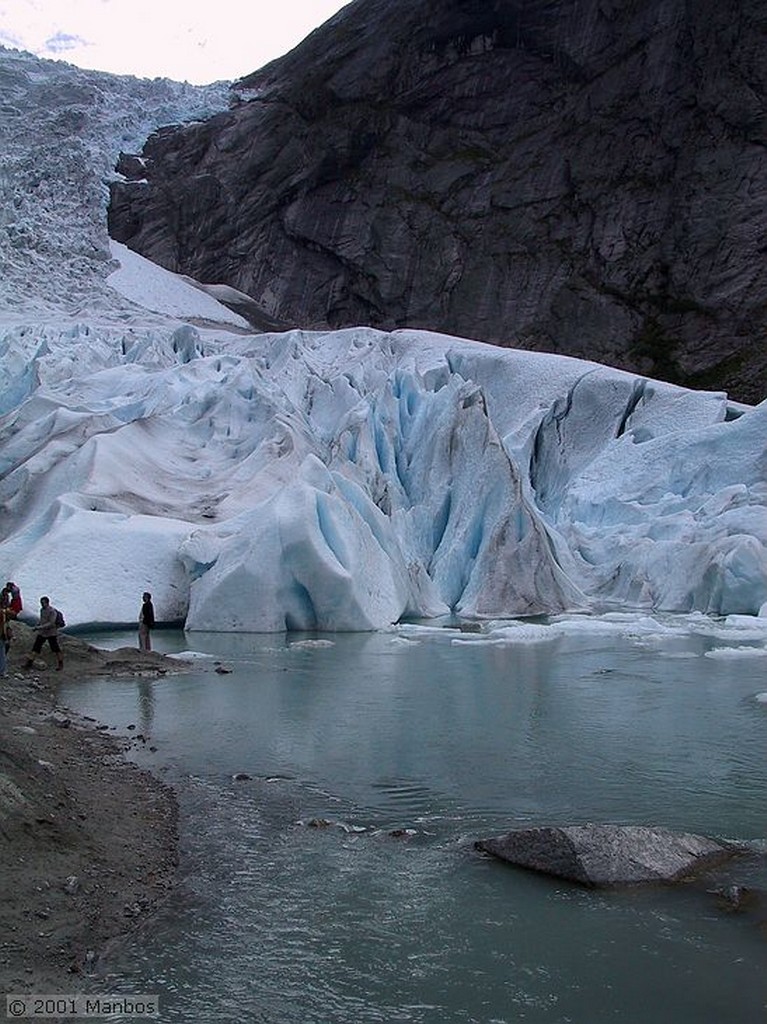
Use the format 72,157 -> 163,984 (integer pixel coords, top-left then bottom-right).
0,0 -> 351,83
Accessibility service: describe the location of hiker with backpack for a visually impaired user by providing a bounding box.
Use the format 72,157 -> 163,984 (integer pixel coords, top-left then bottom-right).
24,596 -> 64,671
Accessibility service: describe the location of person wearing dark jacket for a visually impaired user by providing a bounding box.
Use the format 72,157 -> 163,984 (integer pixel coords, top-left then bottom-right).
139,592 -> 155,651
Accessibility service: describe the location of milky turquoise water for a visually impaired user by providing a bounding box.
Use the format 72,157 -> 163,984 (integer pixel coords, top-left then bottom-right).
61,617 -> 767,1024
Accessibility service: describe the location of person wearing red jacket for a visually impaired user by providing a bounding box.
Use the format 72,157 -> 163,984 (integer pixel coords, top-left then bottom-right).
0,581 -> 22,618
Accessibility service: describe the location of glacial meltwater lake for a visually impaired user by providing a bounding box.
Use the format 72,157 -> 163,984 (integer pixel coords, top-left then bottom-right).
62,613 -> 767,1024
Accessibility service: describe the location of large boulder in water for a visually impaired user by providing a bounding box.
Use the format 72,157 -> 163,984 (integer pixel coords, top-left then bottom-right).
475,824 -> 740,887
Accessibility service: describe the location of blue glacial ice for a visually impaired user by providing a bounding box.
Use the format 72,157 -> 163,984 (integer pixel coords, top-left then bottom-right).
0,294 -> 764,631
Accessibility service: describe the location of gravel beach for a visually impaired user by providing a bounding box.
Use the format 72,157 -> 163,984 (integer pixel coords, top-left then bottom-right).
0,623 -> 189,993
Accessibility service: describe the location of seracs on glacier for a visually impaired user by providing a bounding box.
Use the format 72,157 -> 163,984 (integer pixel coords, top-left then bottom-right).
3,254 -> 765,631
0,47 -> 765,632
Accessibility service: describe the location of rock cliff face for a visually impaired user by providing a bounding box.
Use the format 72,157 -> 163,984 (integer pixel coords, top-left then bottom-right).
108,0 -> 767,403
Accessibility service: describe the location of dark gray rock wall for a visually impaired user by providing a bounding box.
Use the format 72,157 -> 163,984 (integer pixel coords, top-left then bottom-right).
108,0 -> 767,403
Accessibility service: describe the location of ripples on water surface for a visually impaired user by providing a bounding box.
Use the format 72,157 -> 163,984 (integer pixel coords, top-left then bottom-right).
63,614 -> 767,1023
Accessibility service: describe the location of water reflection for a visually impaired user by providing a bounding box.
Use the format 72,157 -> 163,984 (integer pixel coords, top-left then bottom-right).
136,678 -> 154,735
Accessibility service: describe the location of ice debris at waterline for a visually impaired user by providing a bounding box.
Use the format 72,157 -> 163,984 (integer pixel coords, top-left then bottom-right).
475,825 -> 741,887
0,310 -> 766,631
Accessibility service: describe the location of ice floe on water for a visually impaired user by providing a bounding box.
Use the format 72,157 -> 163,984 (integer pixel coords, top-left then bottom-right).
287,639 -> 336,650
397,611 -> 767,655
704,647 -> 767,659
167,650 -> 218,661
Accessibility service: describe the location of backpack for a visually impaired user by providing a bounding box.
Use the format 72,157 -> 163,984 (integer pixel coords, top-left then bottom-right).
54,608 -> 66,628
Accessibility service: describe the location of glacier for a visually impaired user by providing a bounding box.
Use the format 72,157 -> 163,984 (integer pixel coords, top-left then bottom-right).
0,47 -> 765,632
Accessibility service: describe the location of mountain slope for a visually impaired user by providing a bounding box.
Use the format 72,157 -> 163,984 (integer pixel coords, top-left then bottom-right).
108,0 -> 767,403
0,45 -> 229,320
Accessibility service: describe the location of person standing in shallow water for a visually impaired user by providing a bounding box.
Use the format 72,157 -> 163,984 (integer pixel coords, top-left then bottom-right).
24,596 -> 63,671
139,592 -> 155,651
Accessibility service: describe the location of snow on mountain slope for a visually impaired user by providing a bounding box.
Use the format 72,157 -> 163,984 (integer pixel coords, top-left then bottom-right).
0,47 -> 765,631
108,241 -> 250,329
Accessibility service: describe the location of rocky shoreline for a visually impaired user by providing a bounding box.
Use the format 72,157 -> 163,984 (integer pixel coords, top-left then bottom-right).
0,623 -> 190,992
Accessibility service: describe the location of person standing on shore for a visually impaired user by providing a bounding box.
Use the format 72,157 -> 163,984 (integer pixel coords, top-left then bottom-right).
0,605 -> 10,678
24,596 -> 64,671
1,581 -> 22,618
139,592 -> 155,651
